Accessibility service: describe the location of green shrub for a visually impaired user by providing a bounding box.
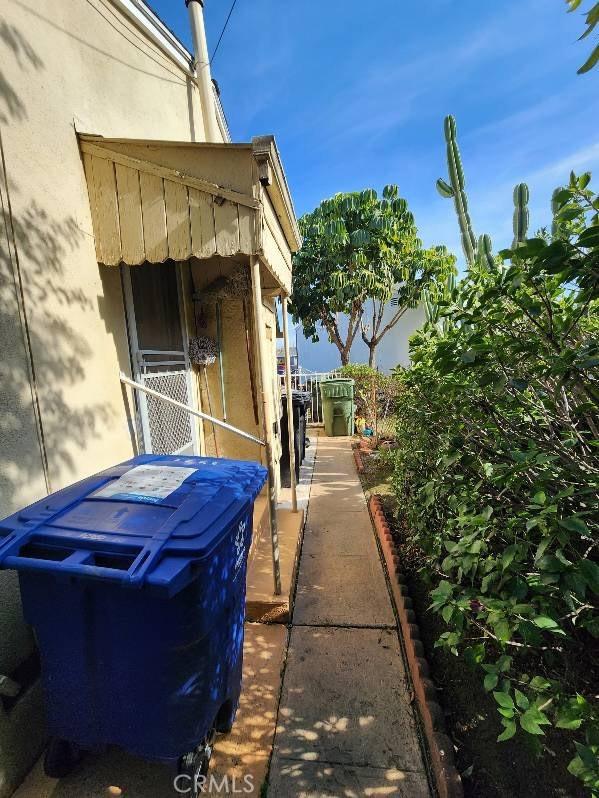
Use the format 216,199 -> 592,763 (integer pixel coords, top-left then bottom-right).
337,364 -> 400,436
392,173 -> 599,794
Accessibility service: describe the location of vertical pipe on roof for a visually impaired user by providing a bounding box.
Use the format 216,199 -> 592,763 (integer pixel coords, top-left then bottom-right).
186,0 -> 220,143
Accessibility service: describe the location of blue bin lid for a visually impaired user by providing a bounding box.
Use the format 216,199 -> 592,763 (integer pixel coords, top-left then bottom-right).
0,455 -> 267,594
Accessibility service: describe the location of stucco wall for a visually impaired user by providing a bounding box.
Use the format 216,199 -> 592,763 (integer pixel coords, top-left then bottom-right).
0,1 -> 210,792
375,304 -> 426,372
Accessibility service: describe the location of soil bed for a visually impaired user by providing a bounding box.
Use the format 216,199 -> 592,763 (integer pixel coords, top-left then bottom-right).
358,448 -> 588,798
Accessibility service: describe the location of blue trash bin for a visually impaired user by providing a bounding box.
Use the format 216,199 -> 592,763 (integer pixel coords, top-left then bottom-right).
0,454 -> 267,781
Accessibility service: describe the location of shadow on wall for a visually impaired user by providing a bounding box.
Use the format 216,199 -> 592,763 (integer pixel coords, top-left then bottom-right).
0,16 -> 120,798
0,14 -> 118,512
0,15 -> 43,124
0,196 -> 116,513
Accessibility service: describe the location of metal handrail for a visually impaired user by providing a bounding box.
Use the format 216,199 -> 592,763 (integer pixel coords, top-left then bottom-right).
119,373 -> 265,448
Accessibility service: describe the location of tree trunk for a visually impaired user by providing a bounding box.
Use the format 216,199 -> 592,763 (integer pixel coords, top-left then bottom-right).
324,304 -> 364,368
368,343 -> 377,368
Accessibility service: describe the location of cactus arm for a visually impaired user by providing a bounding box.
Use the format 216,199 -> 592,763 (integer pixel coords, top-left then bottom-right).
436,179 -> 454,198
438,115 -> 478,266
477,234 -> 495,270
512,183 -> 530,247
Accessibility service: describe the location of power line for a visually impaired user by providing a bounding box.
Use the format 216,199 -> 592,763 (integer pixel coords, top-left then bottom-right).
210,0 -> 239,64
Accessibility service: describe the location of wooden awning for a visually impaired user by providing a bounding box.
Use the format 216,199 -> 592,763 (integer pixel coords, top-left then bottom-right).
79,134 -> 300,294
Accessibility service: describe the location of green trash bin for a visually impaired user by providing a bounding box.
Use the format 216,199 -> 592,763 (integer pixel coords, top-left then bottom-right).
320,378 -> 355,436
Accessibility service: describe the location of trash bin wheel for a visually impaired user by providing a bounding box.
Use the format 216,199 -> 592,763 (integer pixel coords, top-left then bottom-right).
178,728 -> 216,796
43,738 -> 84,779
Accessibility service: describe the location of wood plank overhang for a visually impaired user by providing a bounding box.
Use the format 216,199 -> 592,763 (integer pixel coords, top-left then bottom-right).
79,134 -> 301,295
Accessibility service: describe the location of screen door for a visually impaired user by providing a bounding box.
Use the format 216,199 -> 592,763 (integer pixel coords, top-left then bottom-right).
124,262 -> 197,455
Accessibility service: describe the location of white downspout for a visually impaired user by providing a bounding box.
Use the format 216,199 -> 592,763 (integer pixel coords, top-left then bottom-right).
186,0 -> 220,142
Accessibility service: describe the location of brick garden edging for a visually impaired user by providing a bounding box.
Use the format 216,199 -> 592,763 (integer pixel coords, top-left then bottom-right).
368,494 -> 464,798
352,437 -> 374,473
353,448 -> 365,474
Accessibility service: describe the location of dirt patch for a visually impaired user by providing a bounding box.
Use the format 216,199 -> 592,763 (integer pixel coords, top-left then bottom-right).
355,447 -> 396,500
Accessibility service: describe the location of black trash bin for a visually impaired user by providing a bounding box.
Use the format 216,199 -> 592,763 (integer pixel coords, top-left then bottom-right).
280,390 -> 311,488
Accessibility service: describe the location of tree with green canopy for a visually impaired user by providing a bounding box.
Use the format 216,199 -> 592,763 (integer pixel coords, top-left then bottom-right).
291,187 -> 455,367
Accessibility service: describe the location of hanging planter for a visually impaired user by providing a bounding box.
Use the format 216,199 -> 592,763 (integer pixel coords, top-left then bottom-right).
188,336 -> 218,367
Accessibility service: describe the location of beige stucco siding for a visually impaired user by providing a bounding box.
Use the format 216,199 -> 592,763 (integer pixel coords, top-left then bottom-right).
188,258 -> 284,500
190,259 -> 268,460
0,2 -> 213,793
0,0 -> 211,513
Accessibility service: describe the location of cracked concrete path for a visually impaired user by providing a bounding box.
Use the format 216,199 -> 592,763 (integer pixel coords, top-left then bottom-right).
268,436 -> 431,798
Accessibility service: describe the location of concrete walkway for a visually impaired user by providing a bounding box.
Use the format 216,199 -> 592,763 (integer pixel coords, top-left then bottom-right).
268,436 -> 432,797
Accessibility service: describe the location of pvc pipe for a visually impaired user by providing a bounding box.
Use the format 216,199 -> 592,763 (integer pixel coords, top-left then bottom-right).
282,296 -> 298,513
119,372 -> 264,447
202,366 -> 220,457
186,0 -> 220,142
250,256 -> 282,595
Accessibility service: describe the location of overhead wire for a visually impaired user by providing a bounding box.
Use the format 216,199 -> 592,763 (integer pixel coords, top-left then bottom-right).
210,0 -> 239,64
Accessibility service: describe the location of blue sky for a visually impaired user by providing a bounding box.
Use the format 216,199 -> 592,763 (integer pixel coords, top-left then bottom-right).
151,0 -> 598,369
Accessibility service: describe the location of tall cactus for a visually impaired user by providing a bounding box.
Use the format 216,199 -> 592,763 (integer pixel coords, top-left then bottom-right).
436,115 -> 478,266
512,183 -> 530,248
437,116 -> 533,271
477,234 -> 495,270
424,272 -> 457,335
423,289 -> 437,325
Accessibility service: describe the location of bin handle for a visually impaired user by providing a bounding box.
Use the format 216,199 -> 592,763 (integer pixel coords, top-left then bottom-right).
0,468 -> 205,586
0,521 -> 181,587
0,498 -> 174,587
0,486 -> 112,571
0,482 -> 260,587
0,536 -> 179,586
1,553 -> 133,583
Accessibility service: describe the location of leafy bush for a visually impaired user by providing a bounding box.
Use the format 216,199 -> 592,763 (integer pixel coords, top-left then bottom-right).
337,363 -> 400,437
392,173 -> 599,793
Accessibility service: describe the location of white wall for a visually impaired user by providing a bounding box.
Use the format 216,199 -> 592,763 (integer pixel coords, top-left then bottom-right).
375,303 -> 426,372
297,304 -> 425,373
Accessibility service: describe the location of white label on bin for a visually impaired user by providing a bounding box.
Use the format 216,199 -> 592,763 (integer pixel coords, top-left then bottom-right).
234,518 -> 247,577
94,465 -> 197,504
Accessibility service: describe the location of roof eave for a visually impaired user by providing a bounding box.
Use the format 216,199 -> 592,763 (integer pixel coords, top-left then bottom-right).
252,135 -> 302,253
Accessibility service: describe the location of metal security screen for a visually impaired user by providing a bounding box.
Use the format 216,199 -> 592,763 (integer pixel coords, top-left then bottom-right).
143,371 -> 194,455
125,263 -> 196,456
